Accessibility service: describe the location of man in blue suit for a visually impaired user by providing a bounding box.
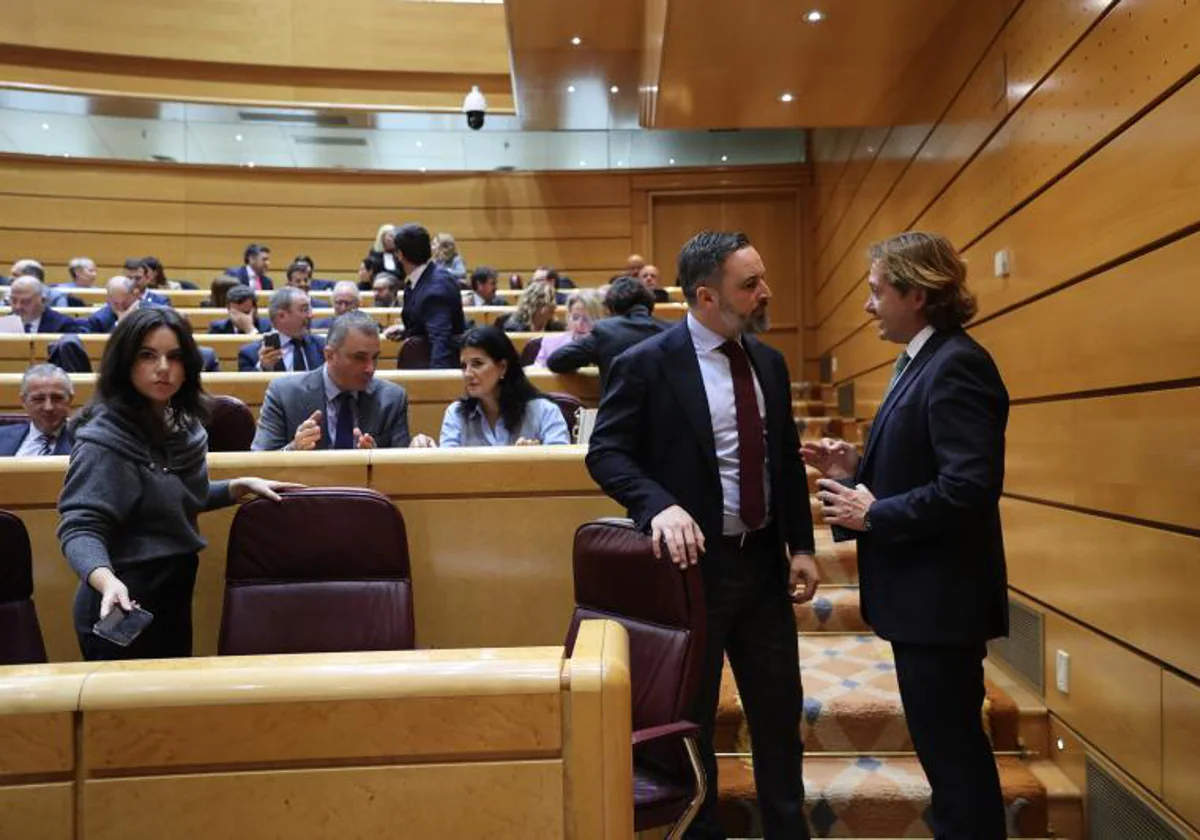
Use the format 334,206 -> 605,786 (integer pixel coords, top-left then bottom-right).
0,364 -> 75,457
312,281 -> 360,329
209,285 -> 271,335
390,224 -> 464,368
7,278 -> 86,334
238,287 -> 325,372
810,231 -> 1009,840
78,276 -> 140,334
229,243 -> 274,292
124,258 -> 170,307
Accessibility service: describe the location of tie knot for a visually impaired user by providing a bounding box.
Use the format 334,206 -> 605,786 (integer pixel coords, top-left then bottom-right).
717,339 -> 745,360
337,391 -> 356,405
894,350 -> 911,375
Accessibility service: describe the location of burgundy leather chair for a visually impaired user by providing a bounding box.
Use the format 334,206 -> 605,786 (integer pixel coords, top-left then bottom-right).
565,519 -> 707,838
218,488 -> 415,656
397,336 -> 431,369
545,391 -> 585,440
0,511 -> 48,665
205,395 -> 256,452
519,336 -> 542,367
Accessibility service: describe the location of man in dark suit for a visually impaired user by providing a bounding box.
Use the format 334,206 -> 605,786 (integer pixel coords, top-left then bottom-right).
252,312 -> 410,451
638,263 -> 672,304
0,364 -> 74,456
809,231 -> 1009,840
208,285 -> 270,335
7,278 -> 86,334
229,243 -> 274,292
587,231 -> 818,839
392,224 -> 465,368
123,258 -> 170,307
237,287 -> 325,372
312,281 -> 360,329
546,275 -> 668,390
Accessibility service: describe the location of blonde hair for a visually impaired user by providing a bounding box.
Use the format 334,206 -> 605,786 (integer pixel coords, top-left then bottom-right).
433,232 -> 459,263
566,289 -> 604,321
868,231 -> 978,329
512,282 -> 558,329
373,224 -> 396,252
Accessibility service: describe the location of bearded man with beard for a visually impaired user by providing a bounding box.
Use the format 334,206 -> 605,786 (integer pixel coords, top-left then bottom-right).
586,231 -> 818,840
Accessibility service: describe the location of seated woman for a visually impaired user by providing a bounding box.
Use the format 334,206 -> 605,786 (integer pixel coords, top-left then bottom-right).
502,282 -> 564,333
432,232 -> 468,283
410,326 -> 570,448
533,290 -> 604,366
141,256 -> 181,291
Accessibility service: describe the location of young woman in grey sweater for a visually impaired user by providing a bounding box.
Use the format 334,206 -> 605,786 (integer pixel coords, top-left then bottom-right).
57,307 -> 297,660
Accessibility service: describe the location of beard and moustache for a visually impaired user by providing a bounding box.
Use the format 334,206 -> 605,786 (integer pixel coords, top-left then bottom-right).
717,294 -> 770,335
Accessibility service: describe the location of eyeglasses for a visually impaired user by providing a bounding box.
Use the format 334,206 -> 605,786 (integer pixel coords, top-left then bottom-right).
23,393 -> 69,406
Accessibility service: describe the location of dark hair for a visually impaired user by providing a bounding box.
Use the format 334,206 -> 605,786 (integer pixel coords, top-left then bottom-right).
457,326 -> 544,433
209,276 -> 238,308
17,264 -> 45,282
139,256 -> 168,287
536,266 -> 561,284
292,254 -> 315,271
605,275 -> 656,315
123,257 -> 142,272
243,243 -> 271,264
285,262 -> 309,282
90,307 -> 211,438
394,224 -> 433,266
470,266 -> 498,290
677,231 -> 752,303
226,285 -> 257,306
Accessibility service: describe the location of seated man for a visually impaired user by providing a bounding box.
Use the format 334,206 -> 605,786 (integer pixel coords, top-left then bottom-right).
467,266 -> 499,306
209,285 -> 270,335
252,311 -> 411,451
126,258 -> 170,306
372,272 -> 401,308
546,275 -> 667,389
638,264 -> 671,303
0,364 -> 74,456
80,276 -> 139,334
8,277 -> 85,333
230,243 -> 274,291
313,281 -> 361,328
237,287 -> 325,372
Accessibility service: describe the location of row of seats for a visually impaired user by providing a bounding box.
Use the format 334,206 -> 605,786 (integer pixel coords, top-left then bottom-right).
0,499 -> 708,837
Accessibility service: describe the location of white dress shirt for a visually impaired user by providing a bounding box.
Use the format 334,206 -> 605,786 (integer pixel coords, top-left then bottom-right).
382,252 -> 398,274
15,425 -> 59,457
894,325 -> 937,390
686,313 -> 771,536
23,316 -> 40,334
406,262 -> 430,290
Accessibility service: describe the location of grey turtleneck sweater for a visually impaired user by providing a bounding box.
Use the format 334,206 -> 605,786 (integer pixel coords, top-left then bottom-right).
57,406 -> 235,583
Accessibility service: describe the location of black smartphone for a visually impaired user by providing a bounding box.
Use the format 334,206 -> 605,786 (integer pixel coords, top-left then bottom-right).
92,606 -> 154,647
263,331 -> 281,349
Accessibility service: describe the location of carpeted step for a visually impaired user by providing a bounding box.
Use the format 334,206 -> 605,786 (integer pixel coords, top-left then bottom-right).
795,586 -> 869,633
715,755 -> 1050,838
813,527 -> 858,584
715,635 -> 1020,755
792,399 -> 828,417
792,382 -> 830,401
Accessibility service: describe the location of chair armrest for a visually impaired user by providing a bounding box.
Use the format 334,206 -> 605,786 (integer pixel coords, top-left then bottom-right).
632,720 -> 700,748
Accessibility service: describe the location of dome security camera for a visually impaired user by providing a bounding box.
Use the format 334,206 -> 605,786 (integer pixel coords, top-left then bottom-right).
463,85 -> 488,130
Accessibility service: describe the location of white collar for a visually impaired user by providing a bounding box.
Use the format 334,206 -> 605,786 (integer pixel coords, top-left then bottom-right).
685,311 -> 737,354
905,324 -> 936,360
408,262 -> 430,287
322,364 -> 366,401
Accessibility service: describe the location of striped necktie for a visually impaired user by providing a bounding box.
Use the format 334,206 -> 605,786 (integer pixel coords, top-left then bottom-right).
884,350 -> 911,398
38,434 -> 56,456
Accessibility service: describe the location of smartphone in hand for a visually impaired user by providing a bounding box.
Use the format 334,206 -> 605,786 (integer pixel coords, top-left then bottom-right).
92,606 -> 154,647
263,331 -> 282,350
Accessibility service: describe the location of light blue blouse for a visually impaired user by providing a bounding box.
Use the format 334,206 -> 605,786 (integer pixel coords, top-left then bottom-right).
439,397 -> 570,447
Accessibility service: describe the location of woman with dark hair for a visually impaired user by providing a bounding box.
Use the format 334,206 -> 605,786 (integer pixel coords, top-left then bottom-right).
140,256 -> 179,290
410,325 -> 569,448
57,307 -> 298,660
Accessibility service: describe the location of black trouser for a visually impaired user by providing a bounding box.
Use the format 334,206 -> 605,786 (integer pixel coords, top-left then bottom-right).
74,554 -> 200,661
685,527 -> 809,840
891,641 -> 1006,840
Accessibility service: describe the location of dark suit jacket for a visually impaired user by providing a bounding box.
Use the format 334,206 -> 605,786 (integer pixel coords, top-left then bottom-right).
82,305 -> 118,334
586,321 -> 814,581
36,308 -> 87,334
400,264 -> 466,369
0,422 -> 73,456
230,266 -> 274,291
853,328 -> 1009,646
208,316 -> 271,335
142,291 -> 171,307
251,368 -> 411,451
546,305 -> 668,389
237,334 -> 326,372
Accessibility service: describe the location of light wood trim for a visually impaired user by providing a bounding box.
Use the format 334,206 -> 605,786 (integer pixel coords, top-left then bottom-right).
0,784 -> 73,840
1041,609 -> 1163,794
0,713 -> 74,778
1163,671 -> 1200,830
368,445 -> 601,497
564,619 -> 633,840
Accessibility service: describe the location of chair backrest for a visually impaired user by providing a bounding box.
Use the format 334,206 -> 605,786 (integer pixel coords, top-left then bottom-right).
219,488 -> 415,656
565,519 -> 706,733
397,336 -> 431,369
519,336 -> 543,367
205,395 -> 256,452
0,511 -> 48,665
0,413 -> 27,427
545,391 -> 584,441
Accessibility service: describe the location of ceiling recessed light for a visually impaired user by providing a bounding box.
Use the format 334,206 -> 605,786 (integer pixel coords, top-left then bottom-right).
579,160 -> 587,167
610,85 -> 619,94
567,85 -> 576,93
62,153 -> 71,158
804,10 -> 825,23
570,36 -> 582,46
41,123 -> 49,131
721,154 -> 729,162
616,161 -> 625,167
668,157 -> 676,165
780,92 -> 795,103
235,134 -> 243,142
415,140 -> 423,148
420,167 -> 427,173
1056,738 -> 1066,751
247,161 -> 256,168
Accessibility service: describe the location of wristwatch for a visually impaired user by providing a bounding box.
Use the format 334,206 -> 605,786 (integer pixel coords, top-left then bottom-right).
863,508 -> 873,532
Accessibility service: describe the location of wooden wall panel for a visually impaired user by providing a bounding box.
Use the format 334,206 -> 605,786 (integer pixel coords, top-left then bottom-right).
815,128 -> 889,257
1002,498 -> 1200,680
1163,672 -> 1200,828
1042,608 -> 1163,795
0,784 -> 73,840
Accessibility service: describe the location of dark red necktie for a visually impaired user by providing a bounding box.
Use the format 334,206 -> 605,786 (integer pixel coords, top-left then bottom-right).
719,340 -> 766,529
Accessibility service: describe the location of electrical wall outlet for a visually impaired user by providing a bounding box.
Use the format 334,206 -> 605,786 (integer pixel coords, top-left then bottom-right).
1055,649 -> 1071,694
994,248 -> 1012,278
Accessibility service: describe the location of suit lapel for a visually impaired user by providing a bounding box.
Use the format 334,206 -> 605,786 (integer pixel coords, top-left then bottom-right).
663,324 -> 720,481
299,370 -> 331,449
859,331 -> 950,472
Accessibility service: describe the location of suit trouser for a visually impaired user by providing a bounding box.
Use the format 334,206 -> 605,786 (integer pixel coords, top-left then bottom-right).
685,527 -> 810,840
891,641 -> 1006,840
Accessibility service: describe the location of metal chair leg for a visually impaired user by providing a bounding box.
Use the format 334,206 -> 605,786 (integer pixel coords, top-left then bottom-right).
666,736 -> 707,840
